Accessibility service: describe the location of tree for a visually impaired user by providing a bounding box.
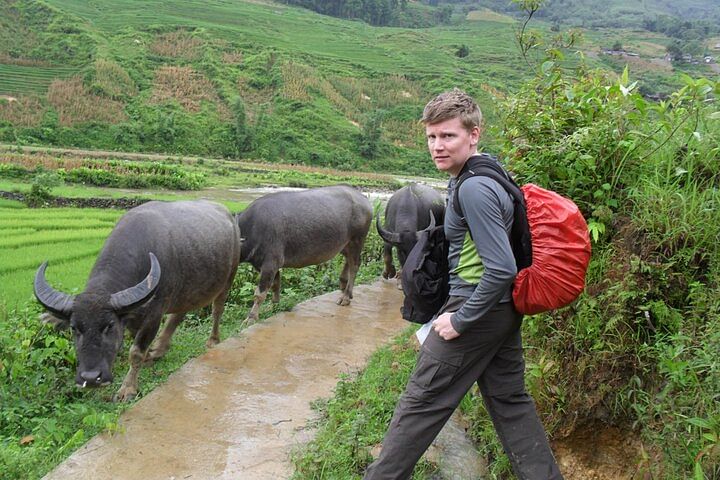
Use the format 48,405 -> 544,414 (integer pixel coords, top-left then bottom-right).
438,5 -> 453,23
358,110 -> 385,159
231,97 -> 251,153
612,40 -> 623,51
456,44 -> 470,58
666,40 -> 683,61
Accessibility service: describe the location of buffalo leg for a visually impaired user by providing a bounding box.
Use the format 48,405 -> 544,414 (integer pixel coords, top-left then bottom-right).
247,264 -> 278,323
207,287 -> 231,348
115,311 -> 162,402
271,271 -> 281,303
115,344 -> 145,402
382,243 -> 396,280
147,313 -> 185,361
337,238 -> 364,306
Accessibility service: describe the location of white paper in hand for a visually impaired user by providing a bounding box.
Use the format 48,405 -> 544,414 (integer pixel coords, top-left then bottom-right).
415,321 -> 433,345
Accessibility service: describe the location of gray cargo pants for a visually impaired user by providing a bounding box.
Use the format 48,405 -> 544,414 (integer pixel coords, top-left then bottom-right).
364,297 -> 563,480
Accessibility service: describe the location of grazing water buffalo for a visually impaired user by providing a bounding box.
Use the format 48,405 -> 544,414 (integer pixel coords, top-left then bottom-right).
34,200 -> 241,401
236,185 -> 372,323
376,183 -> 445,280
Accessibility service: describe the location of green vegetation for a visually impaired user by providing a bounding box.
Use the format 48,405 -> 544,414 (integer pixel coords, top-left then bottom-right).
0,156 -> 207,191
284,0 -> 450,28
0,0 -> 531,174
475,0 -> 720,29
0,149 -> 406,207
0,205 -> 121,305
0,64 -> 79,96
2,0 -> 714,170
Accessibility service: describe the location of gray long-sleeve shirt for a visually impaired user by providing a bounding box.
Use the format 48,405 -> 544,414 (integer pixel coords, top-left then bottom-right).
446,170 -> 517,333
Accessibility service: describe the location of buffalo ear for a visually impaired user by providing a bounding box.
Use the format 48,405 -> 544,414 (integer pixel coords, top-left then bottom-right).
40,312 -> 70,331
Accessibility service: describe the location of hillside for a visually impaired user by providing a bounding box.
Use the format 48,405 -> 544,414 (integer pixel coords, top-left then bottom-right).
0,0 -> 716,172
0,0 -> 533,175
475,0 -> 720,27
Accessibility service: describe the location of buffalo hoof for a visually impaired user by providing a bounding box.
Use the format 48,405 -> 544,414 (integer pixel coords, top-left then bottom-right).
206,337 -> 220,348
245,314 -> 259,325
113,387 -> 138,403
146,346 -> 168,363
336,295 -> 351,306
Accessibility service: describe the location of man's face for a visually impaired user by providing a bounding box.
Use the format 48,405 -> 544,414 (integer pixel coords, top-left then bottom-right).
426,117 -> 480,177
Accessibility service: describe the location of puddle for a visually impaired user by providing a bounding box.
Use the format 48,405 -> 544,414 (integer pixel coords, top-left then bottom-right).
43,280 -> 406,480
221,186 -> 399,204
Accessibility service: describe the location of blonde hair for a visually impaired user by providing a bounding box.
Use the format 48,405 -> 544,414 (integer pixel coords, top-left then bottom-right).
421,88 -> 482,132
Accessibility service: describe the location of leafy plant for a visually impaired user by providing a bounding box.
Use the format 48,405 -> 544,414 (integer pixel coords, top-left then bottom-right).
25,171 -> 62,207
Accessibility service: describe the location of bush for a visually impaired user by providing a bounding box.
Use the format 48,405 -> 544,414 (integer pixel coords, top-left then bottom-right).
25,171 -> 62,207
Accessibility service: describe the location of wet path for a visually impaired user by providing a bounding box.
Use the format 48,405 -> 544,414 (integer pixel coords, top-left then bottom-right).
44,280 -> 407,480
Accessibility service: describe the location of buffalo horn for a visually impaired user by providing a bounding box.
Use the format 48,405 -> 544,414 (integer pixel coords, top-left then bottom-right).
375,211 -> 400,244
34,262 -> 75,317
427,210 -> 437,230
109,252 -> 161,312
416,210 -> 437,241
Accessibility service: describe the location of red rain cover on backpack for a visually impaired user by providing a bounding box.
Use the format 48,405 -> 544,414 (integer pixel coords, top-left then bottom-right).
512,183 -> 591,314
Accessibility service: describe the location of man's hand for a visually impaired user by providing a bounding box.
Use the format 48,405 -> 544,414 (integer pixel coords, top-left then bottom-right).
433,312 -> 460,340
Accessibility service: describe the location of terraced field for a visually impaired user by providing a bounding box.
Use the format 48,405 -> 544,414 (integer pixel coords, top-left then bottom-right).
44,0 -> 519,78
0,64 -> 79,96
0,199 -> 122,306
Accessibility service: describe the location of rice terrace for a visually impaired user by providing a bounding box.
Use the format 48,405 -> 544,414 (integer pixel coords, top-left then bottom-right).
1,0 -> 719,478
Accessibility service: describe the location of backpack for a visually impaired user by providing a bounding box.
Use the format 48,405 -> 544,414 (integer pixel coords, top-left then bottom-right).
456,154 -> 592,314
400,217 -> 449,324
400,154 -> 591,321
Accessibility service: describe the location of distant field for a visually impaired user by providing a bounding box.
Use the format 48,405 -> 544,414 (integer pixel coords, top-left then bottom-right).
0,64 -> 78,96
0,200 -> 122,307
43,0 -> 520,78
467,8 -> 514,24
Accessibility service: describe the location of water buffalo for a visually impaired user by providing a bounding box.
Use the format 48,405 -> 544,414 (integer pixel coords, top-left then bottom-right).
376,183 -> 445,281
34,200 -> 241,401
236,185 -> 372,323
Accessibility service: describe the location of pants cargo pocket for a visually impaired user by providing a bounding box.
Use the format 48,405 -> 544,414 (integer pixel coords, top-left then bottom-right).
407,349 -> 463,400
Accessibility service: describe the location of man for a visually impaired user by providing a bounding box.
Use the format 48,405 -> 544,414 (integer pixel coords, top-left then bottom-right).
364,89 -> 563,479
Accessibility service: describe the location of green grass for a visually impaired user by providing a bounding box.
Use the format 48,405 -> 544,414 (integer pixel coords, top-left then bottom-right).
44,0 -> 518,76
0,64 -> 78,96
291,328 -> 440,479
0,205 -> 122,306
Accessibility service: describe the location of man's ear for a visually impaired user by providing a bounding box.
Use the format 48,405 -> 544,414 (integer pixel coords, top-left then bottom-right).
471,125 -> 482,146
40,312 -> 70,331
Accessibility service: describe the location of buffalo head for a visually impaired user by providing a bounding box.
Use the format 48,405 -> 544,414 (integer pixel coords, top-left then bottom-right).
34,253 -> 161,388
376,211 -> 437,267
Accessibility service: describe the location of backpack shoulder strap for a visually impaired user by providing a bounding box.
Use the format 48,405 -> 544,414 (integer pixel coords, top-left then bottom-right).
453,155 -> 524,218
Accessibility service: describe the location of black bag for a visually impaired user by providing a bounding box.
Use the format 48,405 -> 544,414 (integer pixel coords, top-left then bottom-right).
400,220 -> 449,324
